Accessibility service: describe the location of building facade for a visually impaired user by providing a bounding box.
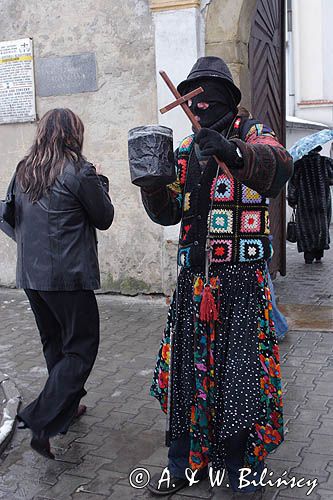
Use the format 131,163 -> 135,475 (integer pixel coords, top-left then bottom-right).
3,0 -> 328,294
1,0 -> 264,295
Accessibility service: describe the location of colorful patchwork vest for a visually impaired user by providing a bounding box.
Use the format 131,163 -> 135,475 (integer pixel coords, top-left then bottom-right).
170,118 -> 273,269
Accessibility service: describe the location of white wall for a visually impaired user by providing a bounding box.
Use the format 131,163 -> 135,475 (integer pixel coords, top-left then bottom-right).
295,0 -> 323,101
153,8 -> 203,147
292,0 -> 333,126
0,0 -> 162,294
322,0 -> 333,101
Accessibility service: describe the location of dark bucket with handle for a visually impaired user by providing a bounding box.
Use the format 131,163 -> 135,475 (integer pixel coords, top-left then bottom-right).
128,125 -> 176,187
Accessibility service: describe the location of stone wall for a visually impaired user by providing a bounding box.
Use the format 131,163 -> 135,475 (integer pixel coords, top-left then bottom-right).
0,0 -> 163,294
205,0 -> 256,110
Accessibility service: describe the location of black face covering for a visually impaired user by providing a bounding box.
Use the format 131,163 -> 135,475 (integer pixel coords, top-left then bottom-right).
187,79 -> 237,130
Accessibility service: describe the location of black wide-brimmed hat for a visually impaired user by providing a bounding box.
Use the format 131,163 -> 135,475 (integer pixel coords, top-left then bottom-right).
177,56 -> 242,106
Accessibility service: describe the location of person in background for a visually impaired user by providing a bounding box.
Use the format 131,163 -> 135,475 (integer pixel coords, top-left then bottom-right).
288,146 -> 333,264
1,108 -> 114,459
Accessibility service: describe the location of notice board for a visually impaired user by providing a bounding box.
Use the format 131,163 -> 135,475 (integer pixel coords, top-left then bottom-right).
0,38 -> 36,124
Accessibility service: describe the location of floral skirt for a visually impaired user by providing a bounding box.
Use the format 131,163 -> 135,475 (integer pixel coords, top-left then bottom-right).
150,261 -> 283,472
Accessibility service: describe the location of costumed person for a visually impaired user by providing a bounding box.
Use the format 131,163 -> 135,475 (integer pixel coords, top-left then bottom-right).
137,56 -> 293,495
288,146 -> 333,264
1,108 -> 114,458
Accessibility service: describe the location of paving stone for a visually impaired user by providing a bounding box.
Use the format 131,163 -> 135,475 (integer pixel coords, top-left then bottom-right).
290,452 -> 330,478
54,442 -> 98,464
287,347 -> 312,358
65,454 -> 113,480
80,391 -> 104,407
325,396 -> 333,409
298,394 -> 329,411
130,407 -> 161,426
69,414 -> 106,434
279,365 -> 296,380
139,446 -> 168,468
102,483 -> 152,499
303,434 -> 333,456
267,440 -> 307,462
302,353 -> 330,365
283,386 -> 310,403
312,381 -> 333,397
314,490 -> 333,500
52,431 -> 85,451
295,409 -> 327,425
310,464 -> 333,493
280,357 -> 304,368
261,489 -> 279,500
117,398 -> 148,414
94,411 -> 134,430
39,460 -> 76,486
71,493 -> 108,499
266,459 -> 302,479
36,473 -> 91,500
311,421 -> 333,436
74,428 -> 113,448
293,374 -> 316,387
285,422 -> 319,442
81,468 -> 130,496
1,244 -> 333,499
173,478 -> 212,498
281,399 -> 300,419
274,483 -> 320,499
295,336 -> 320,347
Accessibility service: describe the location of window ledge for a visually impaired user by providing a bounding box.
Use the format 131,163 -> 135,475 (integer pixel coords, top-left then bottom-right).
298,100 -> 333,107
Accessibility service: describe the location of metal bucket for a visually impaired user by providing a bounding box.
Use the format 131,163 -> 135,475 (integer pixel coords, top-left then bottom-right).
128,125 -> 176,187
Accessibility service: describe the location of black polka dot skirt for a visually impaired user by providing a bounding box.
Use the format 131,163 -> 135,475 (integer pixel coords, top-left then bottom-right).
150,260 -> 284,471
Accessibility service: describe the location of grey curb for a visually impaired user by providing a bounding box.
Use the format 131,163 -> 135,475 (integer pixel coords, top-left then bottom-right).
0,371 -> 21,455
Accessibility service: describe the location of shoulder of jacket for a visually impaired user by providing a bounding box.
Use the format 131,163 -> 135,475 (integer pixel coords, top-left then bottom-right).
241,119 -> 276,142
78,160 -> 96,174
178,134 -> 195,154
62,161 -> 90,190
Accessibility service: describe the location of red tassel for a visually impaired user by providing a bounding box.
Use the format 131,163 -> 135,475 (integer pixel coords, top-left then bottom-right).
200,285 -> 218,322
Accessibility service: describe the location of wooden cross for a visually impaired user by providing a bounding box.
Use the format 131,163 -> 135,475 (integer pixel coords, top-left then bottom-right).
159,70 -> 232,178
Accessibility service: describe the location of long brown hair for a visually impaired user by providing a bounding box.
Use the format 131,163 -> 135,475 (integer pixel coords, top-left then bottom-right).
16,108 -> 84,202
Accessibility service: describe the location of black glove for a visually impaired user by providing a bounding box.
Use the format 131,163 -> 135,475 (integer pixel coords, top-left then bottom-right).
195,128 -> 243,169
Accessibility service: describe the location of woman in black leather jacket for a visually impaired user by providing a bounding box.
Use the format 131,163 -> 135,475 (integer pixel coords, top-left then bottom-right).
6,108 -> 114,458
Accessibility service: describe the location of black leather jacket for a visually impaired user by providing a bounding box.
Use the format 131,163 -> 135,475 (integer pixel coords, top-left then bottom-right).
12,160 -> 114,291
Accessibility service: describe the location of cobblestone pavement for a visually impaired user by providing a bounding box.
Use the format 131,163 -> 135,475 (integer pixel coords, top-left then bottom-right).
0,241 -> 332,500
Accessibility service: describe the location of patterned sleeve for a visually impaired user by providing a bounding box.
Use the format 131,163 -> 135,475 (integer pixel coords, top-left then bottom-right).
230,124 -> 294,198
140,149 -> 184,226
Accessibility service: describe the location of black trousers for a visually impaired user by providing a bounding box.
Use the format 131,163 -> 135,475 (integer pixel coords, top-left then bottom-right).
168,430 -> 264,492
304,249 -> 324,263
18,289 -> 100,438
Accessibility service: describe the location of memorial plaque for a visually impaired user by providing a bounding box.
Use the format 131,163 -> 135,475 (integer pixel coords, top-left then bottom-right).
0,38 -> 37,124
35,53 -> 98,97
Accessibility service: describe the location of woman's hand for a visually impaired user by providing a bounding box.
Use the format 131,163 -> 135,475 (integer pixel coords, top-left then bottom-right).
94,163 -> 103,175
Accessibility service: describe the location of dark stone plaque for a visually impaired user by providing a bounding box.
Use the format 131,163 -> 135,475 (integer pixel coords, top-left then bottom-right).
35,53 -> 97,97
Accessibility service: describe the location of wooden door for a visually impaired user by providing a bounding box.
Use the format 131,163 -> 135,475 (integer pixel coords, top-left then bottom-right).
249,0 -> 287,276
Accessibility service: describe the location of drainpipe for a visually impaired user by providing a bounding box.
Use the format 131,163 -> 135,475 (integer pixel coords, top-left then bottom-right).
287,0 -> 295,116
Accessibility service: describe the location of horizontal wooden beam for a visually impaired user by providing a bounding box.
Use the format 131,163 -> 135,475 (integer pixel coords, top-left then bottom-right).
160,87 -> 203,114
149,0 -> 200,12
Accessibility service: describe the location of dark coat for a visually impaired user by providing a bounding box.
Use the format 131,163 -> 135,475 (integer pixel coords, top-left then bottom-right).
288,152 -> 333,253
12,160 -> 114,291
